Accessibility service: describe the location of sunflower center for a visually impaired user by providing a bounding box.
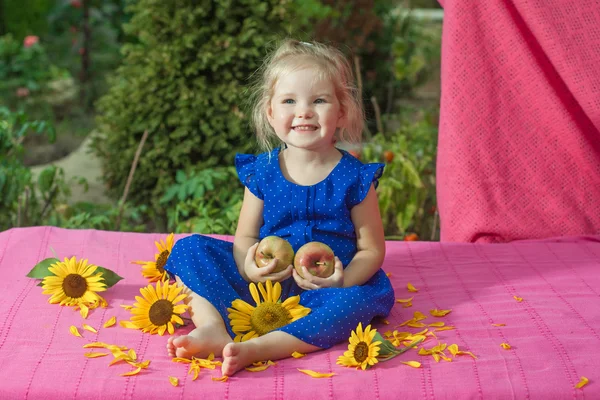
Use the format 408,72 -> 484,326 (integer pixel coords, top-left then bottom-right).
149,299 -> 174,326
354,341 -> 369,363
156,251 -> 170,273
62,274 -> 88,298
250,302 -> 291,336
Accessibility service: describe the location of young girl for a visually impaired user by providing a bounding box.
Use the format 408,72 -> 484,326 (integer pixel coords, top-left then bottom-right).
165,39 -> 395,376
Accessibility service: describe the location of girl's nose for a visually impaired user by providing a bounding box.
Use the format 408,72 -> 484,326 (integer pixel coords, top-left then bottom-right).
296,105 -> 314,118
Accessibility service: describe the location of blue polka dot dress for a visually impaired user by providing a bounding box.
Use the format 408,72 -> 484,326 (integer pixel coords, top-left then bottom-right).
164,147 -> 395,348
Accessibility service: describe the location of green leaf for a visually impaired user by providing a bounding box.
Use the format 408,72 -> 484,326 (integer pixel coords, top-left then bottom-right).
26,257 -> 59,279
95,266 -> 124,288
377,337 -> 424,362
374,331 -> 399,356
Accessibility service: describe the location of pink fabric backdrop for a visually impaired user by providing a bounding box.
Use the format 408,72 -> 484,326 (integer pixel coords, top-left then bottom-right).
1,226 -> 599,399
436,0 -> 600,242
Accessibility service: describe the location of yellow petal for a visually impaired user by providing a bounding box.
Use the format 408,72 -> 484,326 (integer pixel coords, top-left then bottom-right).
169,377 -> 179,387
407,283 -> 419,292
386,272 -> 391,277
82,324 -> 98,333
434,326 -> 455,331
396,297 -> 413,303
413,311 -> 427,321
121,367 -> 142,376
104,316 -> 117,328
120,305 -> 133,310
401,361 -> 422,368
80,304 -> 89,319
249,283 -> 261,305
172,357 -> 192,363
429,309 -> 452,317
427,322 -> 444,327
84,352 -> 108,358
403,302 -> 413,308
120,320 -> 138,329
448,344 -> 459,356
500,343 -> 511,350
245,365 -> 270,372
381,319 -> 390,325
212,375 -> 229,382
491,323 -> 506,327
575,376 -> 589,389
514,296 -> 523,302
128,349 -> 137,361
83,342 -> 110,348
297,369 -> 336,378
407,322 -> 426,328
291,351 -> 305,358
70,326 -> 82,337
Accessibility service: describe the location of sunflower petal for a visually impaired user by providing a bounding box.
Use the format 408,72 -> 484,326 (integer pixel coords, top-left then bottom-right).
249,283 -> 261,305
70,326 -> 82,337
297,369 -> 335,378
121,367 -> 142,377
103,316 -> 117,328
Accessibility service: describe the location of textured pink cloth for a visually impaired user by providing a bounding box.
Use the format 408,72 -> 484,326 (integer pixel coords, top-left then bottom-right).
1,226 -> 599,399
436,0 -> 600,242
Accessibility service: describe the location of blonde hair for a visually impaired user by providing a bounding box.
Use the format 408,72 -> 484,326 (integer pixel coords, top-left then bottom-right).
248,39 -> 364,152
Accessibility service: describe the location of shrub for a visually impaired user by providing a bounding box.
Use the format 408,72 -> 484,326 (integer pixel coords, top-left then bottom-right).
93,0 -> 291,227
0,34 -> 73,108
0,106 -> 68,230
159,167 -> 243,234
361,108 -> 439,240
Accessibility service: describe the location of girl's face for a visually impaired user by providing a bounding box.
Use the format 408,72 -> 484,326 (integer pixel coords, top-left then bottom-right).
267,68 -> 345,152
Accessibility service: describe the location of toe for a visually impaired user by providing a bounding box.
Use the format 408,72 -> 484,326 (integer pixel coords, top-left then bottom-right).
173,335 -> 189,348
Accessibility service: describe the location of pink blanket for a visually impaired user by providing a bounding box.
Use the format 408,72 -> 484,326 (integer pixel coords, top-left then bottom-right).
1,226 -> 598,399
436,0 -> 600,242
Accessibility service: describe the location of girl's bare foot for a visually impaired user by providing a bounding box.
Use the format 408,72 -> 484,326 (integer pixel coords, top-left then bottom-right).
166,324 -> 232,359
221,341 -> 259,376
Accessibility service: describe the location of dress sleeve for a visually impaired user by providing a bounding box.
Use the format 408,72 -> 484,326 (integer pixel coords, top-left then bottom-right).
349,163 -> 385,208
235,153 -> 263,200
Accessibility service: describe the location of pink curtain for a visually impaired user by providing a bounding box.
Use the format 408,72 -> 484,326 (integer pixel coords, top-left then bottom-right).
436,0 -> 600,242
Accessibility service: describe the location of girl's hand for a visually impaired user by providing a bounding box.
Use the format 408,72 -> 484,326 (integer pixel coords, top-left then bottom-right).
292,256 -> 344,290
244,242 -> 293,283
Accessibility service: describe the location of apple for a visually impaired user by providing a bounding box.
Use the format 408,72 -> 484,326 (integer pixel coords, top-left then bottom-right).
254,236 -> 294,273
293,242 -> 335,279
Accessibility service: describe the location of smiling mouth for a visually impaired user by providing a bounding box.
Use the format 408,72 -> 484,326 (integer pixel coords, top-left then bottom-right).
293,125 -> 318,131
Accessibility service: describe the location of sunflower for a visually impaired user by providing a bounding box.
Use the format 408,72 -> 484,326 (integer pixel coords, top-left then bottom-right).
132,233 -> 175,282
336,323 -> 381,370
41,256 -> 107,308
128,280 -> 188,335
227,280 -> 311,342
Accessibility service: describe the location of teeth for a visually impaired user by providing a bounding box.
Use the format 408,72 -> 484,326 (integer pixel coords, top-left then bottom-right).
294,126 -> 317,131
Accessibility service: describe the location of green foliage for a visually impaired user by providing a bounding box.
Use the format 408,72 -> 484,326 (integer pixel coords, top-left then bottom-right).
362,109 -> 439,240
389,8 -> 441,96
1,0 -> 55,40
93,0 -> 292,227
160,167 -> 243,234
0,34 -> 72,101
45,0 -> 126,106
0,106 -> 68,230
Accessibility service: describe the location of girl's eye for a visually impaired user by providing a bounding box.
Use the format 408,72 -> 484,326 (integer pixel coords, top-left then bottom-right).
283,99 -> 295,104
314,98 -> 326,104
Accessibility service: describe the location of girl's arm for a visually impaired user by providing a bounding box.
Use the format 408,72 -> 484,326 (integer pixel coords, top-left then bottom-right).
343,184 -> 386,287
233,188 -> 293,282
233,188 -> 264,281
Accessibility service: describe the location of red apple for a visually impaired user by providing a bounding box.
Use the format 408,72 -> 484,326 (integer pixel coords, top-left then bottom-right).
293,242 -> 335,279
254,236 -> 294,273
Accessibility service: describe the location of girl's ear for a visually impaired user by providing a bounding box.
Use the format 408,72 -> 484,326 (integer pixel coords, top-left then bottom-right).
337,106 -> 347,128
266,104 -> 275,127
